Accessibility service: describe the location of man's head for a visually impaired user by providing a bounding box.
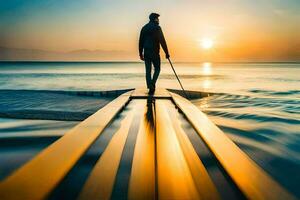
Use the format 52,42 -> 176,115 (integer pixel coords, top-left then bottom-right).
149,13 -> 160,24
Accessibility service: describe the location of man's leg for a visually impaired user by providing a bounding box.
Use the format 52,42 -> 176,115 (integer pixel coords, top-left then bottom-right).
151,55 -> 161,89
144,58 -> 152,89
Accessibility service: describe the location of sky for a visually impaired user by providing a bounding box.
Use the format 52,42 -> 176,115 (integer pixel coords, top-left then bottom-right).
0,0 -> 300,61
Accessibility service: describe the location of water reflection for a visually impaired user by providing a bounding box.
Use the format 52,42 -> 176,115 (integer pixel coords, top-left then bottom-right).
203,79 -> 211,89
202,62 -> 212,75
201,62 -> 212,89
146,96 -> 155,131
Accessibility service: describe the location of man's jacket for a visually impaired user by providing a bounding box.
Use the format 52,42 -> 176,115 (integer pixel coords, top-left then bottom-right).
139,21 -> 169,57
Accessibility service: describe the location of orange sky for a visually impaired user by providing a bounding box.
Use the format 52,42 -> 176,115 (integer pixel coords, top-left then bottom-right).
0,0 -> 299,61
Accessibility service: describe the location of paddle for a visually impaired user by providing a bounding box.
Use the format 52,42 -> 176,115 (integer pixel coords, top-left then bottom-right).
167,58 -> 188,99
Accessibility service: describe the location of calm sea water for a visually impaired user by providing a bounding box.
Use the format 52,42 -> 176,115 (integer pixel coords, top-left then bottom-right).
0,61 -> 299,196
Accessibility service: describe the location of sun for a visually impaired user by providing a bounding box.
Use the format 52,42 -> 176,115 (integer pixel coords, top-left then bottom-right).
200,38 -> 214,49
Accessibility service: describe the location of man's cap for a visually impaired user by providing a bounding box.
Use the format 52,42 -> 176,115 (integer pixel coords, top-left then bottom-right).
149,13 -> 160,21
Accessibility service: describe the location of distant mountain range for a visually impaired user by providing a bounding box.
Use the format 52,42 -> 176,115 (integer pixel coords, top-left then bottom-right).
0,47 -> 135,61
1,46 -> 299,62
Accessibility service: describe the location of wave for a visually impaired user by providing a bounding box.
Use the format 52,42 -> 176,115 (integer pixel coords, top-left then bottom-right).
205,110 -> 300,124
192,91 -> 300,158
193,92 -> 300,197
249,89 -> 300,96
0,110 -> 92,121
0,89 -> 133,121
0,72 -> 225,80
0,88 -> 213,121
0,88 -> 133,97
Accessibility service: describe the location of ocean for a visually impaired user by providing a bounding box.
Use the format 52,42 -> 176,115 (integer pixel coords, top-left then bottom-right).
0,61 -> 299,197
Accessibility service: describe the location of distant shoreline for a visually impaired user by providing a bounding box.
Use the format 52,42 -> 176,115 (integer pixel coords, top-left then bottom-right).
1,60 -> 300,64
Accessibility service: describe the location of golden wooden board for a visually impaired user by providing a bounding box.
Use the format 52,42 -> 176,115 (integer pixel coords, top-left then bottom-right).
0,89 -> 295,200
170,92 -> 294,200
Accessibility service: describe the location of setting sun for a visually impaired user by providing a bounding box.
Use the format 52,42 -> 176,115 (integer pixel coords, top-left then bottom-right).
200,38 -> 214,49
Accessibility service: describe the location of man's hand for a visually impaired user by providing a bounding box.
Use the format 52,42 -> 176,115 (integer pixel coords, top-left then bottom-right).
140,54 -> 144,61
166,54 -> 170,59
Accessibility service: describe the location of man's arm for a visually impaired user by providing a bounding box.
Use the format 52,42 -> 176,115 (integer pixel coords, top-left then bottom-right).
139,28 -> 145,60
158,27 -> 170,58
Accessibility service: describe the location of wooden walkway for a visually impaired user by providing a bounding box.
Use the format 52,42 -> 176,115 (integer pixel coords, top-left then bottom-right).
0,88 -> 295,200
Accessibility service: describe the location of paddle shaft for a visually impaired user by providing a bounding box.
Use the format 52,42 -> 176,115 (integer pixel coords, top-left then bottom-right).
167,58 -> 188,99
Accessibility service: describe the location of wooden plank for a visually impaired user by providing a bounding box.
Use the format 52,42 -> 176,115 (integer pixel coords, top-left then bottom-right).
130,88 -> 171,99
170,92 -> 295,200
0,91 -> 132,200
156,100 -> 215,200
78,100 -> 144,200
128,100 -> 155,200
166,100 -> 220,200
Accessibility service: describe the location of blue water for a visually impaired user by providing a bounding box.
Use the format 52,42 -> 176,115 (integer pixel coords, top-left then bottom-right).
0,61 -> 299,197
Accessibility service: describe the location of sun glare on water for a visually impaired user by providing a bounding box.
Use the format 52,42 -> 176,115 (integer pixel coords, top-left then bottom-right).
200,38 -> 214,49
202,62 -> 212,75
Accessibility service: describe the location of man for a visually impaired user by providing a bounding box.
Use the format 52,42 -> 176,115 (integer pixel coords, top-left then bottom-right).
139,13 -> 170,94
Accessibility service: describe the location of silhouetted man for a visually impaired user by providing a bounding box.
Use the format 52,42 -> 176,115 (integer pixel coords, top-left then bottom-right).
139,13 -> 170,94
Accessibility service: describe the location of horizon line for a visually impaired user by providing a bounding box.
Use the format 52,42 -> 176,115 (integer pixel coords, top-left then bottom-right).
1,60 -> 300,64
